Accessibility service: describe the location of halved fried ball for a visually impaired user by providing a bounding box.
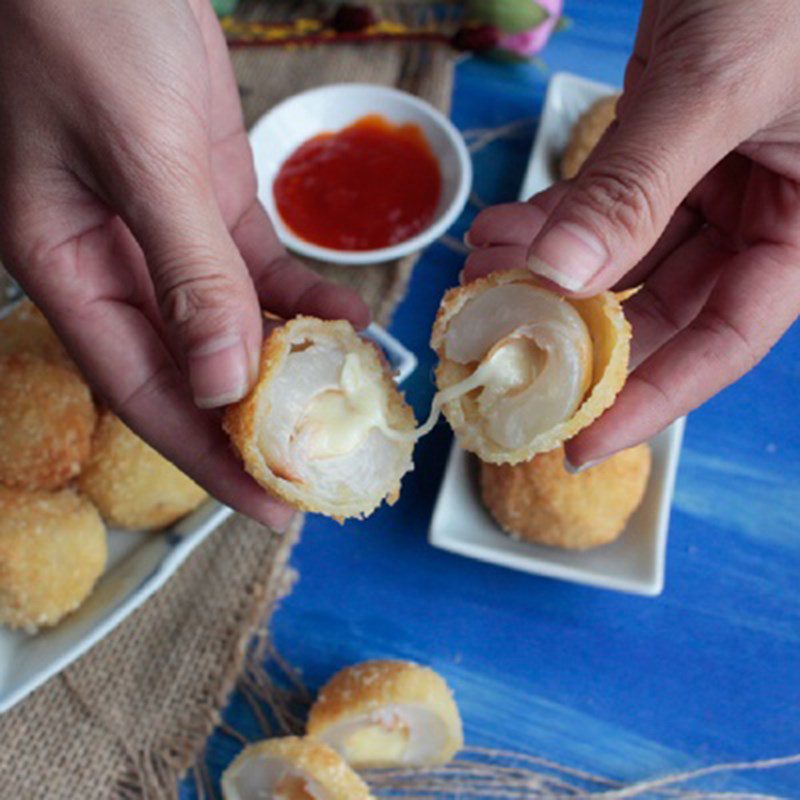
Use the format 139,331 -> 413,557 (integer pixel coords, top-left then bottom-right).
0,487 -> 107,632
222,737 -> 374,800
78,412 -> 207,530
431,270 -> 631,464
480,444 -> 651,550
224,317 -> 416,521
307,660 -> 463,769
0,353 -> 96,490
560,94 -> 620,179
0,299 -> 70,364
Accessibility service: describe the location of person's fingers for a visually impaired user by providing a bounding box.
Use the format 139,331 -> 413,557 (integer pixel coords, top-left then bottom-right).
466,203 -> 548,248
18,227 -> 295,530
232,201 -> 371,328
463,245 -> 529,283
623,227 -> 726,369
565,240 -> 800,468
611,204 -> 701,290
105,151 -> 263,409
525,69 -> 749,296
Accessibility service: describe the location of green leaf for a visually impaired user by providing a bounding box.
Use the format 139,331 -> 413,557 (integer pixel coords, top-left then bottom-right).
211,0 -> 239,16
468,0 -> 549,34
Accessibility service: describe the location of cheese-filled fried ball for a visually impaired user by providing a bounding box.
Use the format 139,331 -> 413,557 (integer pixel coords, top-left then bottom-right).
0,487 -> 107,632
307,660 -> 463,768
0,353 -> 96,490
480,444 -> 651,550
222,737 -> 374,800
78,412 -> 207,530
560,94 -> 619,179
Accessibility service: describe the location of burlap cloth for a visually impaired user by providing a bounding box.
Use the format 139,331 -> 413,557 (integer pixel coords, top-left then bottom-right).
0,7 -> 454,798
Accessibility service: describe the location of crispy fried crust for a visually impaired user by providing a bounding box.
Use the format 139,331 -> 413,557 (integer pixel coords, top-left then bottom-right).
77,412 -> 206,530
560,94 -> 620,179
222,737 -> 374,800
307,660 -> 463,765
0,353 -> 96,490
0,299 -> 72,366
481,444 -> 651,549
0,487 -> 107,631
431,270 -> 631,464
223,317 -> 416,521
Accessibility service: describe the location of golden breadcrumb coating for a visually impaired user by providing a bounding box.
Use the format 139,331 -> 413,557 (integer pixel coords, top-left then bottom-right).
307,660 -> 463,768
481,444 -> 651,550
560,94 -> 620,179
431,270 -> 631,464
222,737 -> 374,800
78,412 -> 206,530
0,299 -> 71,365
224,317 -> 416,521
0,487 -> 107,631
0,353 -> 96,490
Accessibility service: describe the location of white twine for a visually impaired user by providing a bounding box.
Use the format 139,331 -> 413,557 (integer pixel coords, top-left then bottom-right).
198,646 -> 800,800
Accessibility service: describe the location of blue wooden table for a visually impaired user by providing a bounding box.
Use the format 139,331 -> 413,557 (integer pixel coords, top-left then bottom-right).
183,2 -> 800,795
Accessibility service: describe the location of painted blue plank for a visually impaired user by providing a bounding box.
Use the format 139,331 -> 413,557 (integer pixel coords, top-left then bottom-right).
182,1 -> 800,796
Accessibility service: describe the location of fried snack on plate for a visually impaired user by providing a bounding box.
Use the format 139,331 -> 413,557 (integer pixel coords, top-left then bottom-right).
307,660 -> 463,768
0,353 -> 96,490
560,94 -> 620,179
0,299 -> 71,365
430,269 -> 631,464
481,444 -> 652,550
224,317 -> 416,521
78,412 -> 207,530
0,487 -> 107,632
222,737 -> 374,800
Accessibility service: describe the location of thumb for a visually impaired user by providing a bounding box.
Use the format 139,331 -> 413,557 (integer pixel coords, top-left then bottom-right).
526,78 -> 741,294
121,178 -> 262,409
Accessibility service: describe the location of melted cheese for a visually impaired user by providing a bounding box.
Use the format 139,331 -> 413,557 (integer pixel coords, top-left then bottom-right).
296,353 -> 391,459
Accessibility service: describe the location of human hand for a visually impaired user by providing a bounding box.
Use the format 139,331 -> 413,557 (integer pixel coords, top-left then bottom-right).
464,0 -> 800,469
0,0 -> 369,528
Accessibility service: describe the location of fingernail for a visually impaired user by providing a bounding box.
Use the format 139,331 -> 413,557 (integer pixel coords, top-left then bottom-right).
190,336 -> 250,408
528,221 -> 607,291
270,508 -> 296,534
564,456 -> 605,474
463,230 -> 475,249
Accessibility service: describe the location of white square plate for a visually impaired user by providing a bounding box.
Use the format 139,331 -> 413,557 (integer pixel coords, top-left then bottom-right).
428,72 -> 685,596
0,319 -> 416,714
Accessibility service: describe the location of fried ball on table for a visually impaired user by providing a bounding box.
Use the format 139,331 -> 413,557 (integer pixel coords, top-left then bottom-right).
0,487 -> 107,632
0,353 -> 96,490
78,412 -> 207,530
222,737 -> 374,800
307,660 -> 463,768
481,444 -> 651,550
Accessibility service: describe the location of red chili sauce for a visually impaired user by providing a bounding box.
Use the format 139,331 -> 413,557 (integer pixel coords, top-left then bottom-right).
274,114 -> 442,251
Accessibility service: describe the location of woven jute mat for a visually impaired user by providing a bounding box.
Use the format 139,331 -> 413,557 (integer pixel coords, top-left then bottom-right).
0,7 -> 454,799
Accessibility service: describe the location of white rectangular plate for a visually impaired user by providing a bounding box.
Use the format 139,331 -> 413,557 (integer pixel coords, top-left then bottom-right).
519,71 -> 617,199
0,320 -> 416,714
429,72 -> 685,596
430,421 -> 685,596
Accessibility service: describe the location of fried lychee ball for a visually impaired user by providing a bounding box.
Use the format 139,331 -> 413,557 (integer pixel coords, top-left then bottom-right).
560,94 -> 619,179
0,487 -> 107,632
480,444 -> 651,550
0,299 -> 70,365
0,353 -> 96,490
78,412 -> 207,530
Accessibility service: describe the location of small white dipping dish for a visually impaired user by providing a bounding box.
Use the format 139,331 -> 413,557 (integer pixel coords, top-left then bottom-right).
249,83 -> 472,265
